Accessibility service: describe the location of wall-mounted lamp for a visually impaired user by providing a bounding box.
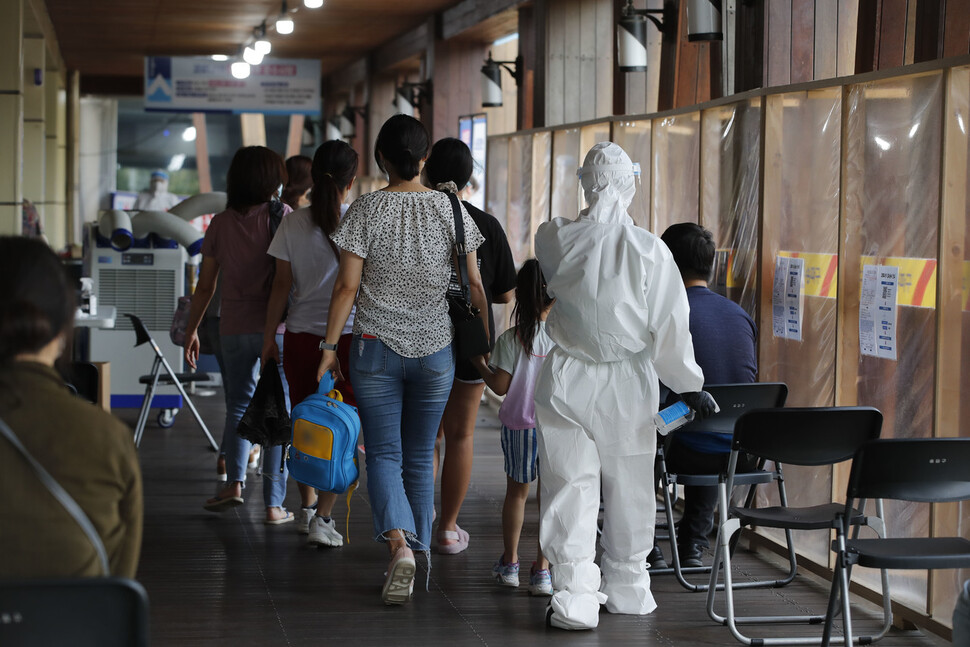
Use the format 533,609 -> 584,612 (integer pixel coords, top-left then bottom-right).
326,117 -> 343,142
480,52 -> 521,108
340,105 -> 367,138
616,0 -> 668,72
686,0 -> 722,41
394,81 -> 432,116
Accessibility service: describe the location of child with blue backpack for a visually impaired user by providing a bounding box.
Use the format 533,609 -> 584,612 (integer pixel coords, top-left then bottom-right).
472,259 -> 554,596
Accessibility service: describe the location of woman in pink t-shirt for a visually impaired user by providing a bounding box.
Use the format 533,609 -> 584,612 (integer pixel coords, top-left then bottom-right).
183,146 -> 294,524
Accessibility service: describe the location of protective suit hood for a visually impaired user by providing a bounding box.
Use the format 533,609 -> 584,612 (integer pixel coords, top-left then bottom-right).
578,142 -> 638,226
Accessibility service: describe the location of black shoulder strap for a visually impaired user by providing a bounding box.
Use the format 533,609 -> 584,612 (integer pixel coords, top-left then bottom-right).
446,192 -> 471,295
0,416 -> 110,575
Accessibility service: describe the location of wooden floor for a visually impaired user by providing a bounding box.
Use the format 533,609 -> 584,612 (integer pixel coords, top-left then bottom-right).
125,388 -> 948,646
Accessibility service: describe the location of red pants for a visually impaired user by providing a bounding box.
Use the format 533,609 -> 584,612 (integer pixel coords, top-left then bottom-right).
282,330 -> 355,408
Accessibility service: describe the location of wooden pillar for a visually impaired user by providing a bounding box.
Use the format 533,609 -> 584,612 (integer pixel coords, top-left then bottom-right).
44,63 -> 65,249
22,33 -> 45,227
518,3 -> 544,130
0,0 -> 24,235
192,113 -> 212,193
285,114 -> 305,159
240,113 -> 267,147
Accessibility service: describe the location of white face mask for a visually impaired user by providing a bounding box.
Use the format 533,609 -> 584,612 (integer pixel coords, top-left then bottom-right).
150,178 -> 169,195
276,184 -> 283,200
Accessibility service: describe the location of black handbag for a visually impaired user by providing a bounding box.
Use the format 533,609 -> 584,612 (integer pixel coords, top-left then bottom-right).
444,192 -> 490,361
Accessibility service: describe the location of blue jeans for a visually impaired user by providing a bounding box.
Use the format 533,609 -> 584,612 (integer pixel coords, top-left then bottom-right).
220,332 -> 290,507
349,335 -> 455,550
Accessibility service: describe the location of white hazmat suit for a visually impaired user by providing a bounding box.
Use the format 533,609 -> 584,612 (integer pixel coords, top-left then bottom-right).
534,142 -> 705,630
134,171 -> 181,211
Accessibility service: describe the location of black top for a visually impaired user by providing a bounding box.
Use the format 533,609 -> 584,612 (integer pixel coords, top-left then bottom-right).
447,201 -> 517,349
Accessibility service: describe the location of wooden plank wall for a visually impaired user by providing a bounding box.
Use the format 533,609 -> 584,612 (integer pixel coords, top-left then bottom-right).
544,0 -> 614,127
431,38 -> 517,143
751,0 -> 859,89
857,0 -> 970,74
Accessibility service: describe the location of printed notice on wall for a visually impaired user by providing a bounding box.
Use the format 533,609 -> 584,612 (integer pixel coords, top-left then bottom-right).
859,265 -> 898,360
144,56 -> 321,115
772,256 -> 804,341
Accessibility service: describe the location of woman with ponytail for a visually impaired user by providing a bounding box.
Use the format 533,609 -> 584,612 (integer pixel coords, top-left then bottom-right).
261,140 -> 358,547
424,137 -> 517,555
315,115 -> 489,605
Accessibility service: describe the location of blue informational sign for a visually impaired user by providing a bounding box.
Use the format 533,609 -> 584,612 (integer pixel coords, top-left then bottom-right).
458,113 -> 487,211
144,56 -> 321,115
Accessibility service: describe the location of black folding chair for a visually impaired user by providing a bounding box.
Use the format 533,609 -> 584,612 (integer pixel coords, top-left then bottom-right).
654,382 -> 789,591
126,313 -> 217,450
821,438 -> 970,647
705,406 -> 887,646
0,577 -> 149,647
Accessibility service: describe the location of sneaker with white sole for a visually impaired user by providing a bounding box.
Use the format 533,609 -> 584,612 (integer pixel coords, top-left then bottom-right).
528,564 -> 553,596
307,515 -> 343,547
382,547 -> 416,605
492,557 -> 520,587
297,505 -> 318,535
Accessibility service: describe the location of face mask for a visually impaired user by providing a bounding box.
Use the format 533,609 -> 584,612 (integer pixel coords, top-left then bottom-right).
276,184 -> 283,200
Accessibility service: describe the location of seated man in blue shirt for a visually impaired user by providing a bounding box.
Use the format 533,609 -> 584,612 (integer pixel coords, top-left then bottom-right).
651,223 -> 758,569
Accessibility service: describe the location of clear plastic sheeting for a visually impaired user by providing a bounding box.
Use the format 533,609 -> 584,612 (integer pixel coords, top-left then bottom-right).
701,98 -> 761,319
551,128 -> 581,220
613,121 -> 652,230
652,112 -> 700,235
842,71 -> 944,612
754,89 -> 842,566
932,64 -> 970,627
532,132 -> 553,238
506,135 -> 534,267
486,136 -> 510,234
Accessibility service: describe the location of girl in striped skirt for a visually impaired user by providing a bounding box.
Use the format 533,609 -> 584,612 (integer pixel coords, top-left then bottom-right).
472,259 -> 555,596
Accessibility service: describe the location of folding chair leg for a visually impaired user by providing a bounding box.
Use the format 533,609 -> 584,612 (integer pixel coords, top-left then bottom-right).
157,352 -> 218,451
133,357 -> 162,448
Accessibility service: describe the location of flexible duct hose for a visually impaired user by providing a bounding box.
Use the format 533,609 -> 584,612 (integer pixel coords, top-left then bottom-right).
130,210 -> 205,257
97,210 -> 134,251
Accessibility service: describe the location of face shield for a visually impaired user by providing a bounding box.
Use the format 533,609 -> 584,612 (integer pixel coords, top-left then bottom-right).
575,142 -> 642,226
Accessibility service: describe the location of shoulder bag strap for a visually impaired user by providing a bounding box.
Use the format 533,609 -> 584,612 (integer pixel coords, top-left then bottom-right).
446,192 -> 472,298
0,416 -> 110,576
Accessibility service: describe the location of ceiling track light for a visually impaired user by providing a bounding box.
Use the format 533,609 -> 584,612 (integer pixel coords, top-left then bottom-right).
277,1 -> 295,34
243,46 -> 263,66
480,52 -> 521,108
304,0 -> 323,7
231,61 -> 251,79
254,21 -> 271,56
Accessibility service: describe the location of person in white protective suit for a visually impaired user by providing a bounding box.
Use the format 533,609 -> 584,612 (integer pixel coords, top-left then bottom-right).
134,170 -> 182,211
534,141 -> 718,630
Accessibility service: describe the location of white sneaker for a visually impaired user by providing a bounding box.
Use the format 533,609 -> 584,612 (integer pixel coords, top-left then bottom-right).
297,506 -> 317,535
307,515 -> 343,547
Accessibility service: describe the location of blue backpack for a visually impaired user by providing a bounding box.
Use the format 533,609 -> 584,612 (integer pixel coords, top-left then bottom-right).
286,371 -> 361,536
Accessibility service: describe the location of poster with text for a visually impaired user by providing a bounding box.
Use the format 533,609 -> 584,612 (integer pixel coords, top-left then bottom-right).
860,264 -> 898,360
772,256 -> 804,341
145,56 -> 321,115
